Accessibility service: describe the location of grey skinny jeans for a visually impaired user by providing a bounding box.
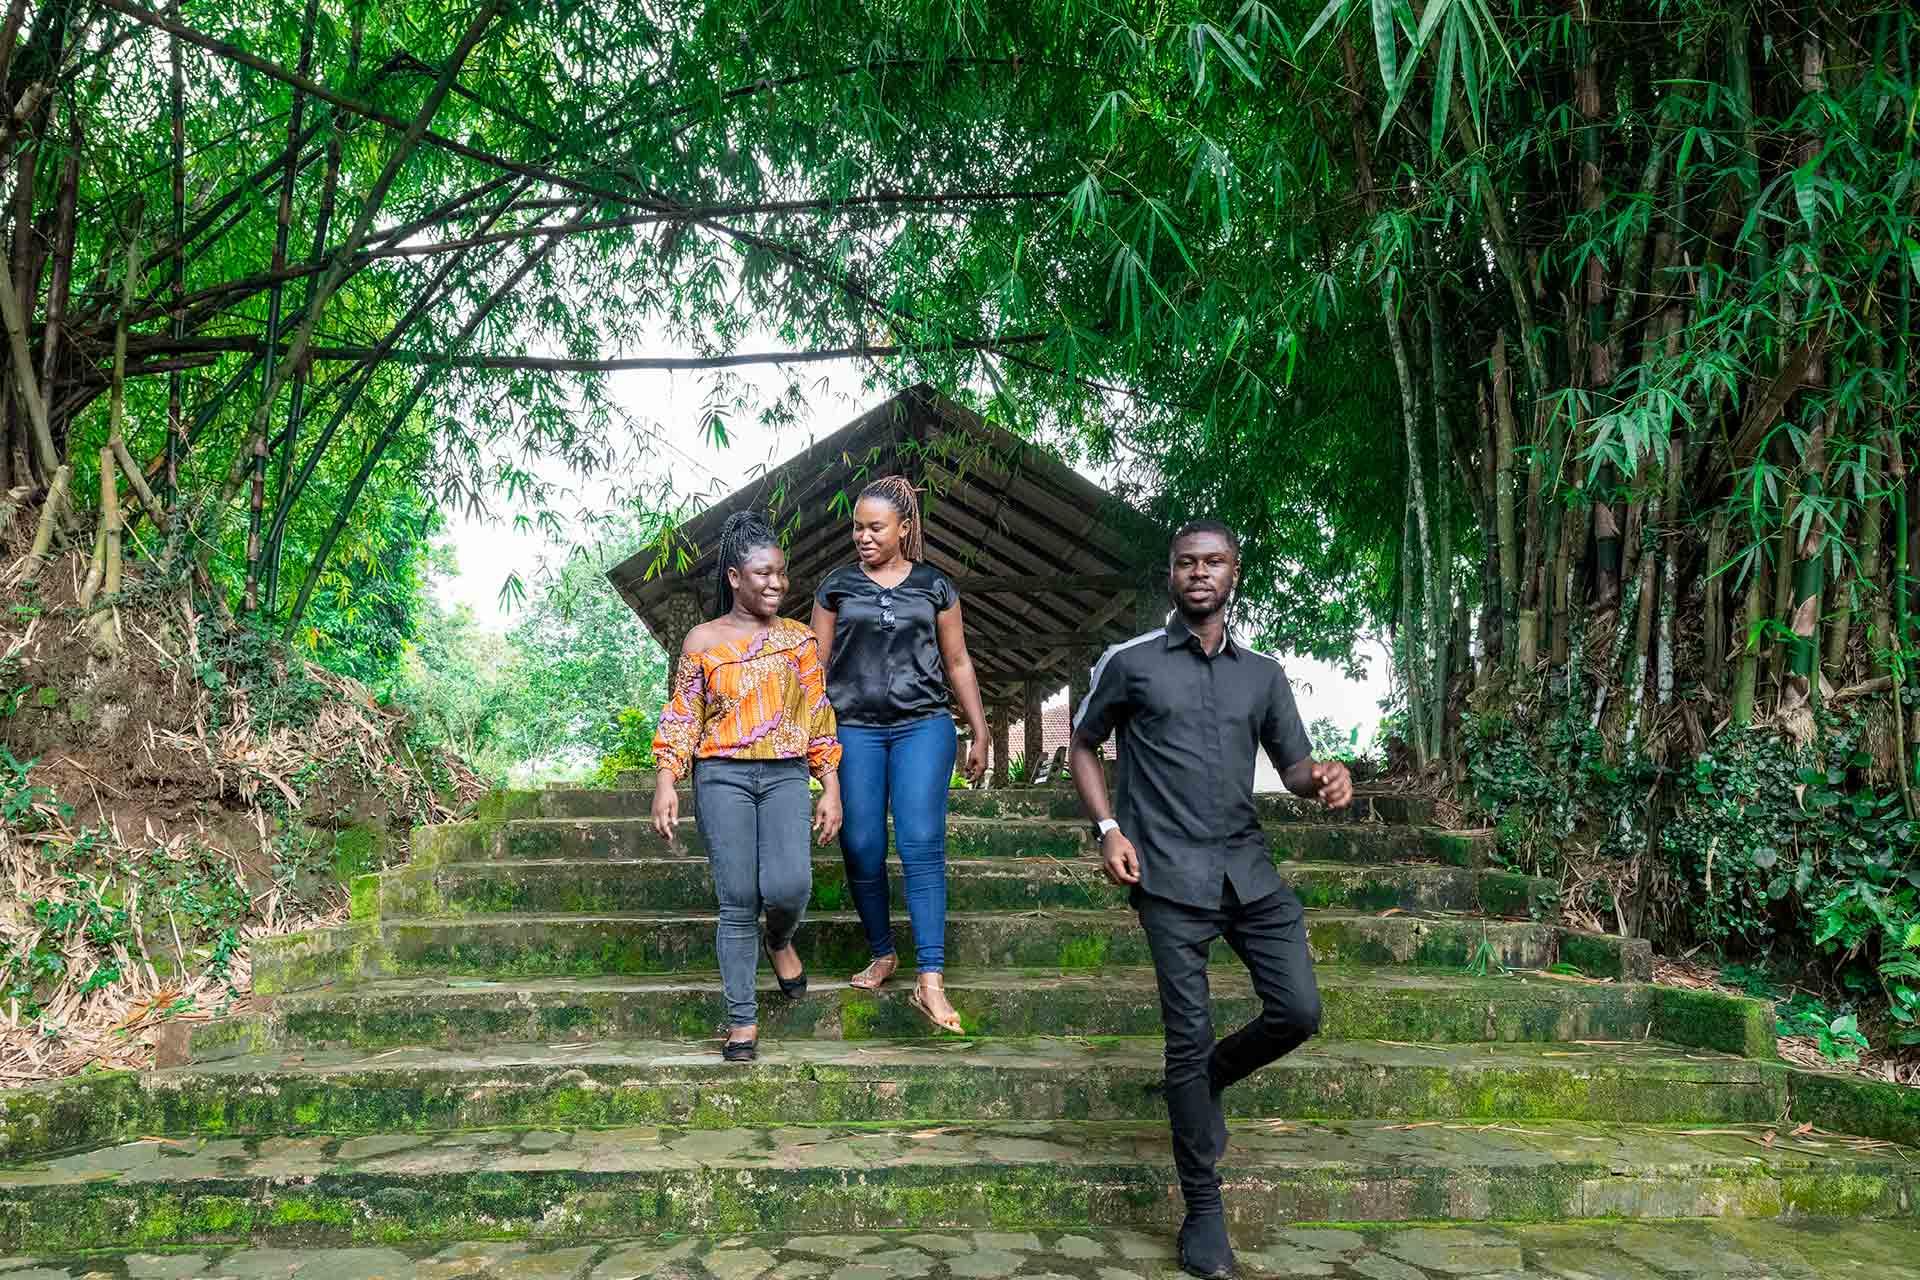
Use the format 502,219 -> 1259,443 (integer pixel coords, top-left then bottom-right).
692,758 -> 813,1027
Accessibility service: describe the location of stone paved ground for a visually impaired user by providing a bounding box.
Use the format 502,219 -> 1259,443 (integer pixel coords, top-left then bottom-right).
3,1222 -> 1917,1280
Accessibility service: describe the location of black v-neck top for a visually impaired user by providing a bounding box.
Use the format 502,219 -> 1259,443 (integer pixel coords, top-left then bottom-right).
815,562 -> 959,726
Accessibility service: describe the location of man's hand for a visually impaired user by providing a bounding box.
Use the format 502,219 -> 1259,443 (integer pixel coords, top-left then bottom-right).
1312,760 -> 1354,810
1100,828 -> 1141,886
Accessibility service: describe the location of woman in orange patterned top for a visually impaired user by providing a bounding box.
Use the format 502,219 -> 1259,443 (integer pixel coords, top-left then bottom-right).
652,511 -> 842,1062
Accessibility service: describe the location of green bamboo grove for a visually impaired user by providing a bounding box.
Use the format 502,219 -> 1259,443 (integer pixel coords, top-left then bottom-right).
0,0 -> 1913,791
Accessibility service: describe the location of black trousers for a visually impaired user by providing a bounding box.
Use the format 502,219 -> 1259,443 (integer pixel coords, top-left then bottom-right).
1136,880 -> 1322,1215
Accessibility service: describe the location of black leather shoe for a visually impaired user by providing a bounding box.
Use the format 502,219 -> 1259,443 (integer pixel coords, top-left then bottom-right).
721,1036 -> 757,1062
1177,1212 -> 1237,1279
764,940 -> 807,999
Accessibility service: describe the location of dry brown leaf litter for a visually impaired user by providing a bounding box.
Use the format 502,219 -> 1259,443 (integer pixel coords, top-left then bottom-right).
1,548 -> 484,1083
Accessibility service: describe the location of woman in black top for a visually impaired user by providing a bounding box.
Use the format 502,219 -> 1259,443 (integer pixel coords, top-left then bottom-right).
812,476 -> 990,1033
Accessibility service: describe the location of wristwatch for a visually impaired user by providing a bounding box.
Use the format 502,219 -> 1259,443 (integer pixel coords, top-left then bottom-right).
1094,818 -> 1120,842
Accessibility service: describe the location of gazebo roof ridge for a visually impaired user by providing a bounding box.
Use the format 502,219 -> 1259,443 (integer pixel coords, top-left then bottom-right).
606,384 -> 1168,706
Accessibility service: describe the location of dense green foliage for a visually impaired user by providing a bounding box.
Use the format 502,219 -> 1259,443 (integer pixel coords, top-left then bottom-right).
372,520 -> 669,782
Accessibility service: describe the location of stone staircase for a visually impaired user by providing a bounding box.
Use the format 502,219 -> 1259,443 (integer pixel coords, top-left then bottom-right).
1,784 -> 1916,1255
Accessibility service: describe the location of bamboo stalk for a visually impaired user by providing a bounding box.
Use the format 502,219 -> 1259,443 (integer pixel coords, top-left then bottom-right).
214,0 -> 508,515
1399,493 -> 1427,767
1593,574 -> 1642,733
1732,544 -> 1766,728
1852,346 -> 1891,665
93,211 -> 167,538
1626,493 -> 1659,749
261,185 -> 536,567
0,248 -> 58,475
1425,283 -> 1452,762
37,106 -> 79,454
166,4 -> 185,497
265,59 -> 345,612
1704,512 -> 1730,692
1767,509 -> 1797,694
24,462 -> 68,565
0,0 -> 29,92
1657,439 -> 1682,707
285,216 -> 568,635
1892,435 -> 1914,816
94,446 -> 121,652
244,0 -> 323,616
1493,331 -> 1519,665
1784,411 -> 1831,713
1550,492 -> 1573,667
78,514 -> 105,609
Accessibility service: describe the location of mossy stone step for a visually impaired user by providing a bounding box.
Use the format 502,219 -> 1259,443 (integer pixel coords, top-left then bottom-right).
491,786 -> 1438,827
418,816 -> 1492,868
11,1221 -> 1919,1280
944,787 -> 1440,827
356,857 -> 1545,920
0,1039 -> 1786,1162
179,966 -> 1771,1061
253,909 -> 1649,995
5,1118 -> 1912,1251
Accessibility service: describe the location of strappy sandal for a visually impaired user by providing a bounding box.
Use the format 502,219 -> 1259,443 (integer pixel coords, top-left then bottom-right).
763,939 -> 807,999
722,1033 -> 758,1062
847,954 -> 897,991
908,980 -> 965,1035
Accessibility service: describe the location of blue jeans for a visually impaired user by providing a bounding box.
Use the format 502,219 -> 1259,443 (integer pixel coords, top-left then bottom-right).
692,759 -> 812,1027
837,714 -> 957,973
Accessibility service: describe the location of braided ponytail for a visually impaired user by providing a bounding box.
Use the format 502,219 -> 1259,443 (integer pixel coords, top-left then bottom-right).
860,475 -> 924,561
712,510 -> 780,618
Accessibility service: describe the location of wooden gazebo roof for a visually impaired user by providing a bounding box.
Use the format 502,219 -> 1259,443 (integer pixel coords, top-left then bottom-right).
606,385 -> 1165,707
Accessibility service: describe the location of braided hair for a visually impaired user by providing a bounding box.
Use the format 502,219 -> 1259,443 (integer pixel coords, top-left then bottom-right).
860,475 -> 925,561
712,510 -> 781,618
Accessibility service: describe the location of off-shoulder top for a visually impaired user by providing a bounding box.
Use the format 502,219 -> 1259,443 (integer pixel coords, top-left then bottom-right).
652,617 -> 842,781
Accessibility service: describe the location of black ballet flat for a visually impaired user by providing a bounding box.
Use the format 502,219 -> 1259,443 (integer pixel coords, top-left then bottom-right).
722,1036 -> 757,1062
764,939 -> 808,999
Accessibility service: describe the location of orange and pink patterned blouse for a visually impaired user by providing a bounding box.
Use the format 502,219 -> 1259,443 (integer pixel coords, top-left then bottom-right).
652,617 -> 842,781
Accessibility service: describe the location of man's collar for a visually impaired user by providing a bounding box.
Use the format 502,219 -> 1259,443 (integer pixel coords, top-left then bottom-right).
1165,613 -> 1237,658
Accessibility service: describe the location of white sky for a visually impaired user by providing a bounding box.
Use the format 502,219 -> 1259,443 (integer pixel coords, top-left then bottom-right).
437,358 -> 1391,746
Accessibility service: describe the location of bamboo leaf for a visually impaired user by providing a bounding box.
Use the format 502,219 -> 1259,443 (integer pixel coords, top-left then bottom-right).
1793,166 -> 1820,233
1429,11 -> 1458,156
1298,0 -> 1351,51
1458,28 -> 1482,139
1194,22 -> 1263,90
1369,0 -> 1398,88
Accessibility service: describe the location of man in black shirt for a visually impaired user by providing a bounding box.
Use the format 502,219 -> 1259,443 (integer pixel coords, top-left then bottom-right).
1069,520 -> 1354,1280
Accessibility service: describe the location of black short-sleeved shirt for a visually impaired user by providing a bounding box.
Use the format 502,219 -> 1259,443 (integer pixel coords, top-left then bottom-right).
1071,615 -> 1312,910
815,562 -> 959,726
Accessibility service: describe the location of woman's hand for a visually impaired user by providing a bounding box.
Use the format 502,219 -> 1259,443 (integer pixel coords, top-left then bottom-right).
963,735 -> 990,786
651,773 -> 679,841
813,774 -> 843,843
